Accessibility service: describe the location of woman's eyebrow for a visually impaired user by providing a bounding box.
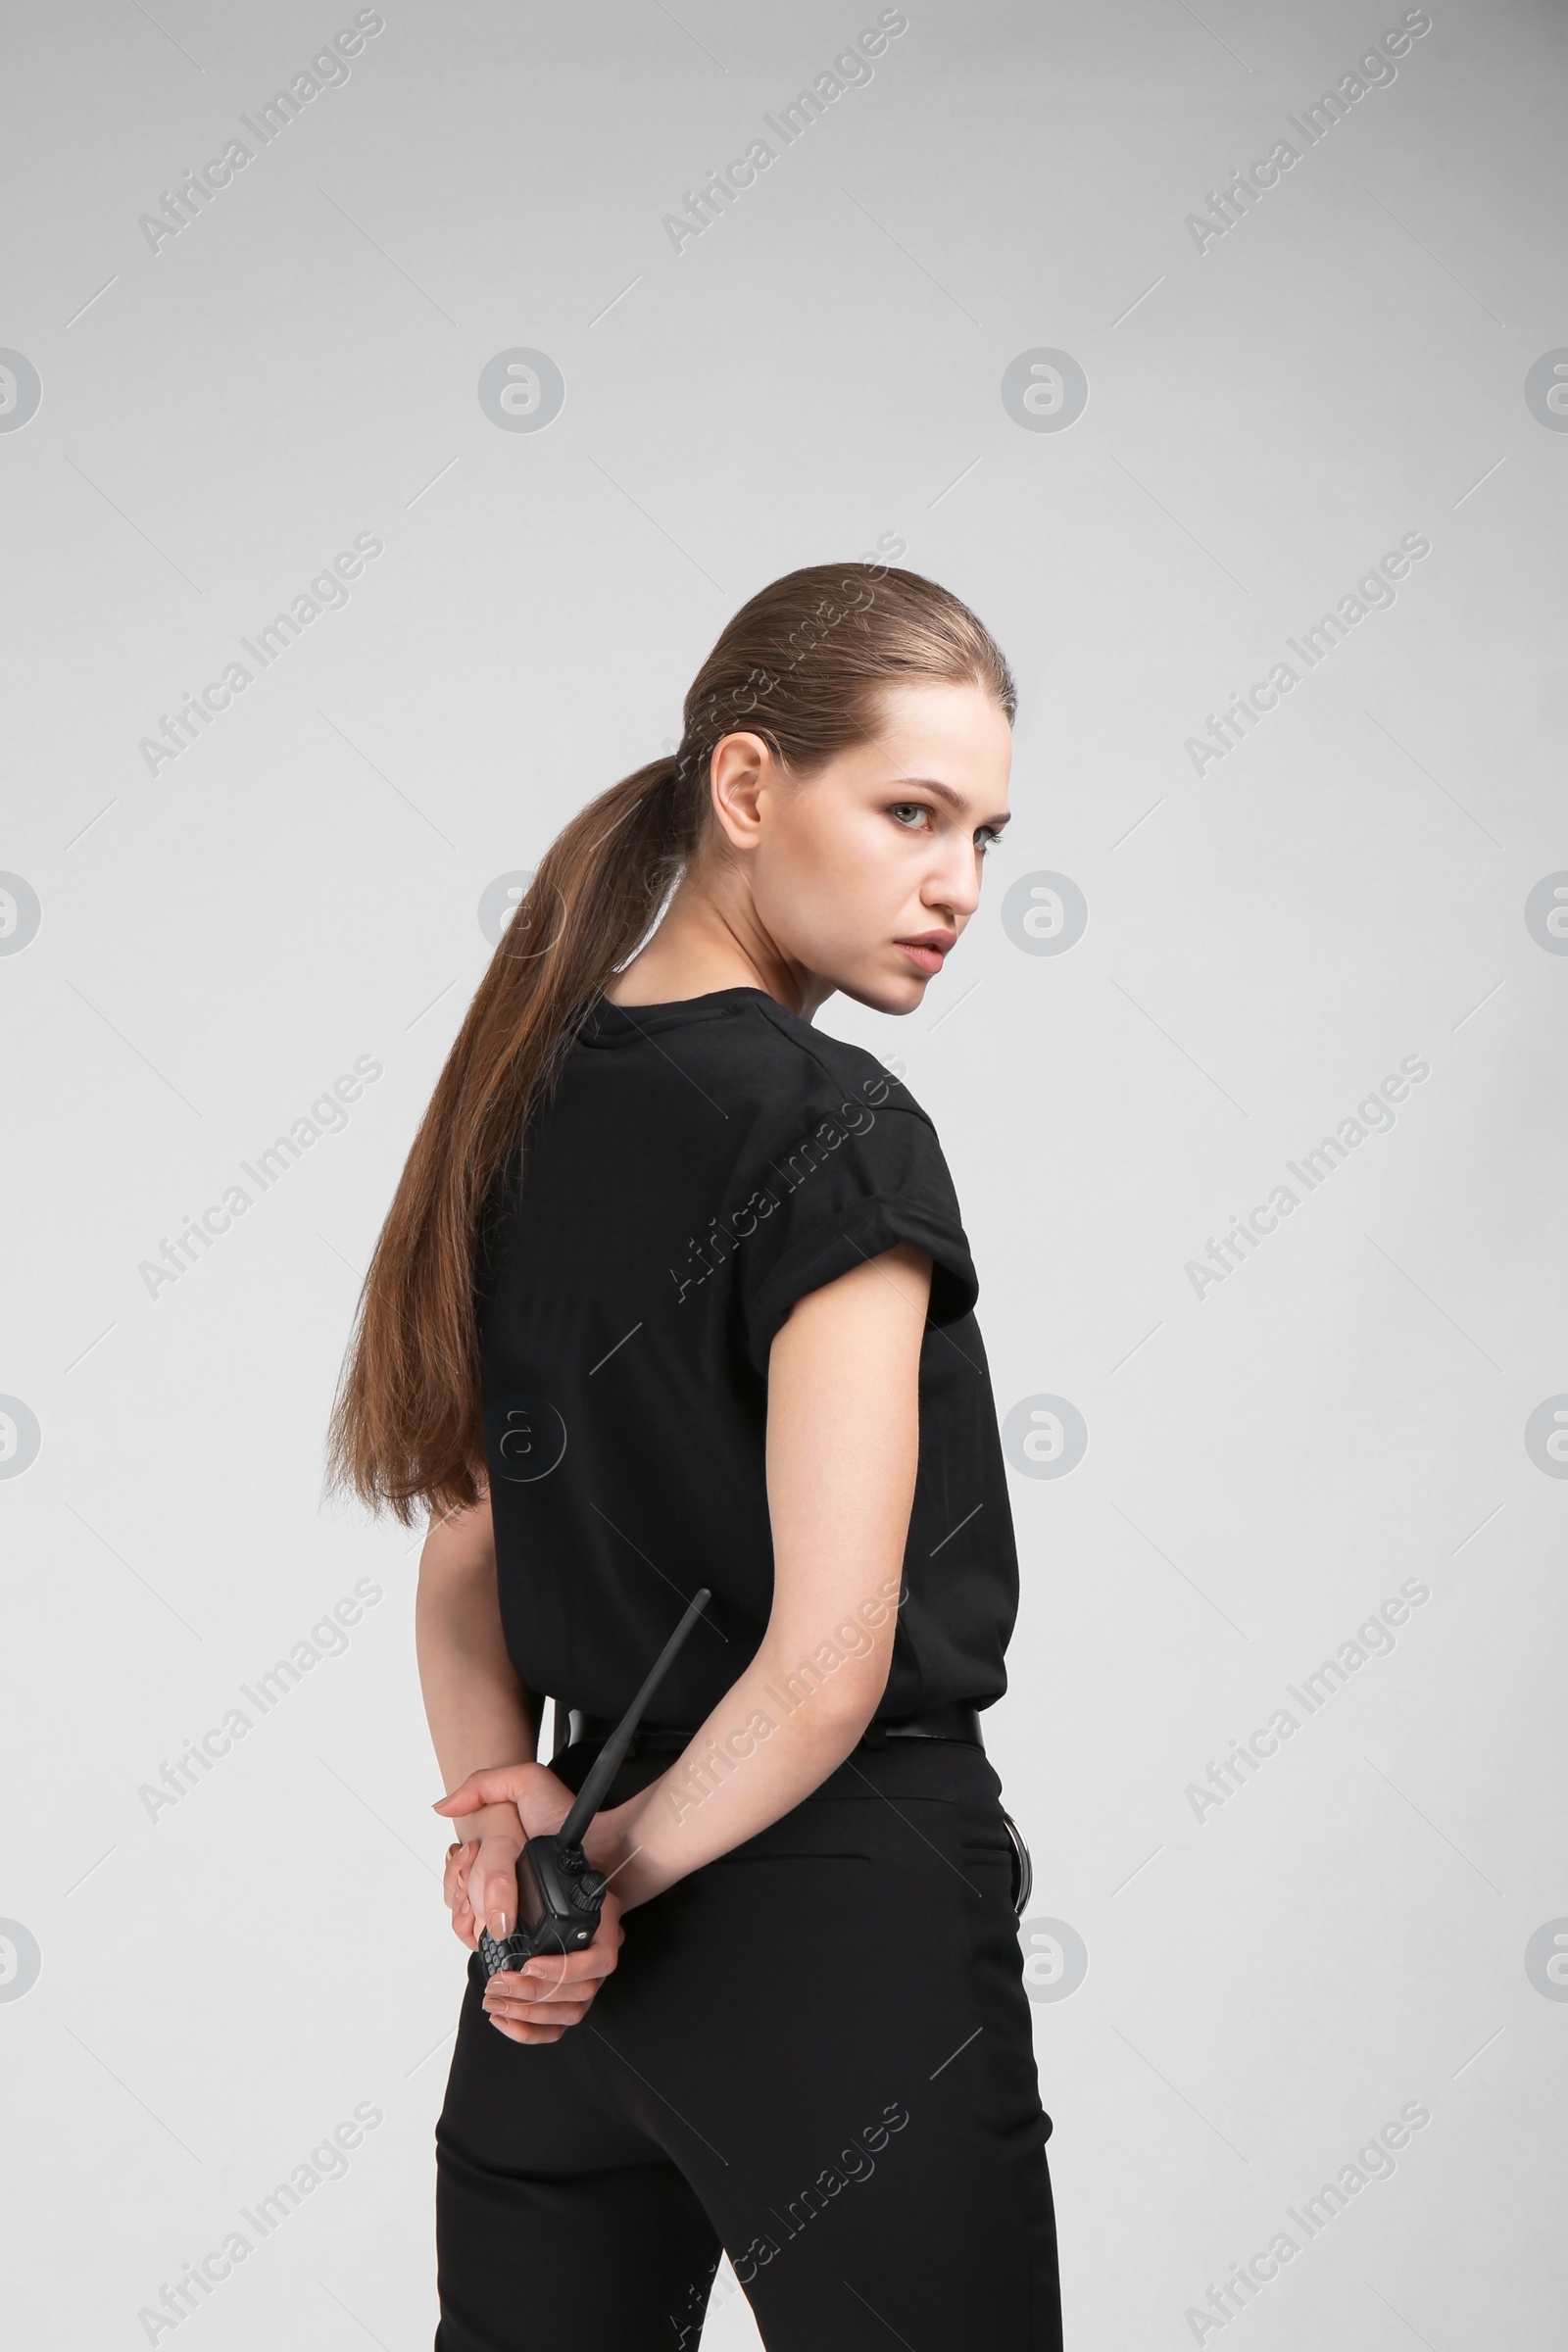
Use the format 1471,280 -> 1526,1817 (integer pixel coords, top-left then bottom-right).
893,774 -> 1011,826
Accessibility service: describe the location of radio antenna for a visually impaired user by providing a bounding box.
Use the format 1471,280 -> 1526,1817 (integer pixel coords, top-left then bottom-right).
558,1587 -> 710,1847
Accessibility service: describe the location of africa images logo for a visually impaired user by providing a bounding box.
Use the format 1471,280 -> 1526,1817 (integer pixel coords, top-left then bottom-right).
484,1396 -> 568,1482
476,351 -> 564,432
0,349 -> 42,431
1000,351 -> 1089,433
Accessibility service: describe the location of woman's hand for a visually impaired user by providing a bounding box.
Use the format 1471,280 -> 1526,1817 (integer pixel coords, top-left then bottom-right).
477,1885 -> 624,2043
433,1763 -> 627,2043
443,1832 -> 520,1951
441,1803 -> 527,1947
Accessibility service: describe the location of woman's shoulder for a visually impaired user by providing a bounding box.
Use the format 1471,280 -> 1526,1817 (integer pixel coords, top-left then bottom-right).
729,993 -> 936,1134
579,986 -> 938,1137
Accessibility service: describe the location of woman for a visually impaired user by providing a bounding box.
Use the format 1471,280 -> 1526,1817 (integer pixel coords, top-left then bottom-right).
326,562 -> 1063,2349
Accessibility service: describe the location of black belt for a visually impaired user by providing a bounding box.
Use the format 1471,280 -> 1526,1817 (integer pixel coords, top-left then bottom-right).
555,1698 -> 983,1762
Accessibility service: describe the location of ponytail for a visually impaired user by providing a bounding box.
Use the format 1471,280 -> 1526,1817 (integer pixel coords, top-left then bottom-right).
325,560 -> 1014,1522
324,754 -> 696,1522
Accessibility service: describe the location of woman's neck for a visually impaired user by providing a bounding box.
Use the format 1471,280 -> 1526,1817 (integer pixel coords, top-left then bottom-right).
604,879 -> 830,1018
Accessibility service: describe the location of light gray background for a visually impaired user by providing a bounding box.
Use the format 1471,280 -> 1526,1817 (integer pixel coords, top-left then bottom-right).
2,2 -> 1565,2345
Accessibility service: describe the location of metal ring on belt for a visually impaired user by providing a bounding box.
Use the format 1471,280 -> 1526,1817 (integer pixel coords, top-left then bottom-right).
557,1698 -> 985,1760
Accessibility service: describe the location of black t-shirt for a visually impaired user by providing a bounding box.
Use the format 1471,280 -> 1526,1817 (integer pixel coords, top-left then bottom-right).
474,986 -> 1019,1728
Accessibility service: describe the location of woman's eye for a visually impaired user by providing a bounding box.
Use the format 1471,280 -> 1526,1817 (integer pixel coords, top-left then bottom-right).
889,804 -> 929,829
975,826 -> 1004,855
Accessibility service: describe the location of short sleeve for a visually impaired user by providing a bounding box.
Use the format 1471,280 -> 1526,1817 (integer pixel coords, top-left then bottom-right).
734,1092 -> 979,1375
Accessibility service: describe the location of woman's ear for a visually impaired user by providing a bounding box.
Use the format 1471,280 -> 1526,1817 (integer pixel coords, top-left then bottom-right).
708,731 -> 773,853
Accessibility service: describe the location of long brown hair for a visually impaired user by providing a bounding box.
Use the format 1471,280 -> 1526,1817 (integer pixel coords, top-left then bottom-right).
324,560 -> 1016,1523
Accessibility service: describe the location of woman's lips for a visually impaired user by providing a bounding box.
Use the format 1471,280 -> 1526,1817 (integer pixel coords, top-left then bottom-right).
896,940 -> 949,975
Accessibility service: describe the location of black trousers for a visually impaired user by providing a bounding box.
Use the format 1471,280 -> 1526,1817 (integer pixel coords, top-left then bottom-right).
434,1734 -> 1063,2350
